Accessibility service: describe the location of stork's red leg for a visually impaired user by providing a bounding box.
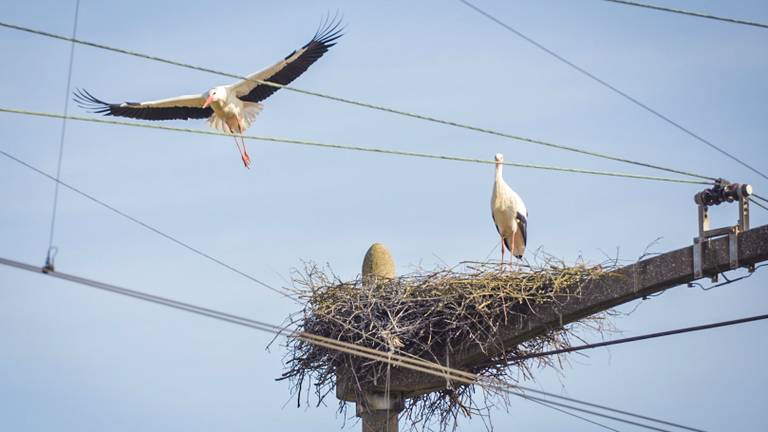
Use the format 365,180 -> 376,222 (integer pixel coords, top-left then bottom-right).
231,136 -> 242,155
237,118 -> 251,168
226,122 -> 243,157
232,136 -> 250,168
226,117 -> 250,169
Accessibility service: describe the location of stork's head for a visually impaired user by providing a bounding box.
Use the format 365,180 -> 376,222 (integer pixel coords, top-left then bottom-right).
494,153 -> 504,163
203,86 -> 226,108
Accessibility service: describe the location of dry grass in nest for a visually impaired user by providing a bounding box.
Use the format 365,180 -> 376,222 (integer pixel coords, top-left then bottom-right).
277,255 -> 616,432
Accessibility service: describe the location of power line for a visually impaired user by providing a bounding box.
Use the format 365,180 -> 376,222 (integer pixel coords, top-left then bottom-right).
531,398 -> 622,432
0,149 -> 297,303
753,193 -> 768,205
750,198 -> 768,212
0,107 -> 710,185
458,0 -> 768,182
600,0 -> 768,30
689,264 -> 768,292
0,256 -> 285,333
511,384 -> 699,431
46,0 -> 80,269
751,193 -> 768,211
511,313 -> 768,361
0,20 -> 716,182
523,394 -> 675,431
0,255 -> 706,432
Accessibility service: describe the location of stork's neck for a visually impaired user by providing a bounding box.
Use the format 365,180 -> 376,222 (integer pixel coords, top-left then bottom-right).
495,163 -> 503,181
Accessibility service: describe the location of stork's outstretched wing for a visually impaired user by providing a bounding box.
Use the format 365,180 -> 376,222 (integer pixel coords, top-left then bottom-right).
74,88 -> 213,121
233,16 -> 343,103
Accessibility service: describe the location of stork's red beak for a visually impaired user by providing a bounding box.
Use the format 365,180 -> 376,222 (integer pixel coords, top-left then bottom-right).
202,95 -> 214,109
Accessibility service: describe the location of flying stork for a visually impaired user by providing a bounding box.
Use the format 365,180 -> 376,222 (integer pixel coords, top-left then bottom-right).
74,17 -> 343,168
490,153 -> 528,266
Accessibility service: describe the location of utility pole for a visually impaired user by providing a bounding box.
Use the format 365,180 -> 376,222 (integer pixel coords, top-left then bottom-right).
337,183 -> 768,430
355,243 -> 403,432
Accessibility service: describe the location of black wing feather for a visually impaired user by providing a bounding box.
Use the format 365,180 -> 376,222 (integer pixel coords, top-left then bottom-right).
516,212 -> 528,247
73,88 -> 213,121
239,16 -> 343,103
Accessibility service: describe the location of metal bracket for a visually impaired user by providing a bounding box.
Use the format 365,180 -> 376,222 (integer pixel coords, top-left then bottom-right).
356,392 -> 404,416
729,229 -> 739,270
692,180 -> 752,281
692,238 -> 703,280
42,246 -> 57,274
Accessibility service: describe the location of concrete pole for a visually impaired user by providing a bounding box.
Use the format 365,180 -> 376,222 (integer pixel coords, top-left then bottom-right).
357,243 -> 402,432
357,393 -> 404,432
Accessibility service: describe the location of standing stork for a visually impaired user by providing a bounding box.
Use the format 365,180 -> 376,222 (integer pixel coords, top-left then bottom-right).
74,16 -> 343,169
490,153 -> 528,266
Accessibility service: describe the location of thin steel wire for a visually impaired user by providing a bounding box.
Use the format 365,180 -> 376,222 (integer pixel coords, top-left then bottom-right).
0,20 -> 716,182
751,198 -> 768,212
0,107 -> 710,185
511,313 -> 768,361
0,150 -> 297,303
530,398 -> 622,431
751,193 -> 768,212
752,193 -> 768,204
458,0 -> 767,182
522,394 -> 671,431
601,0 -> 768,29
47,0 -> 80,254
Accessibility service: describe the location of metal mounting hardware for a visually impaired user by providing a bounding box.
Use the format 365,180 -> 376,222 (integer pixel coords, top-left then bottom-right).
42,246 -> 58,274
356,392 -> 404,414
693,179 -> 752,281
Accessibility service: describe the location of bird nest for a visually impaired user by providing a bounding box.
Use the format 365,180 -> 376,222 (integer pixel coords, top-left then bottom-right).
277,258 -> 615,431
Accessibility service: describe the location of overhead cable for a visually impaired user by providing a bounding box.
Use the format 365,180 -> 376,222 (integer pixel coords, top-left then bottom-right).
458,0 -> 767,181
600,0 -> 768,29
511,313 -> 768,361
0,150 -> 297,303
45,0 -> 80,271
0,107 -> 710,185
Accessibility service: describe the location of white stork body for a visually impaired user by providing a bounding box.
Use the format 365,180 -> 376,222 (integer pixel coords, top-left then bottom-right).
491,153 -> 528,264
206,88 -> 263,135
74,17 -> 342,168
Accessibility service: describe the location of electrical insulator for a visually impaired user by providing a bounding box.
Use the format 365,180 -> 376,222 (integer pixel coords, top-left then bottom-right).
694,180 -> 752,207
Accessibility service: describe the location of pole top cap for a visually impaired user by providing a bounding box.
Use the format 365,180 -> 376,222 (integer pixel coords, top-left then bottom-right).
362,243 -> 396,282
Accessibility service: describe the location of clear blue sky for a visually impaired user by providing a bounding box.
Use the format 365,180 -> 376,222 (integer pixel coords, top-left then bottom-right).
1,0 -> 767,430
